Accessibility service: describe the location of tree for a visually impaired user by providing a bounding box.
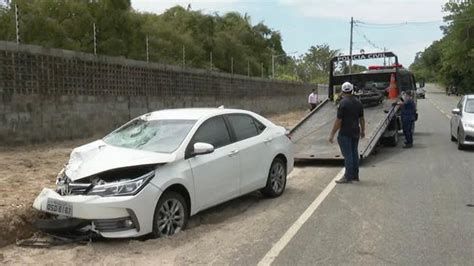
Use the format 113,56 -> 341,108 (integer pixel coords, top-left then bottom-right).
410,2 -> 474,93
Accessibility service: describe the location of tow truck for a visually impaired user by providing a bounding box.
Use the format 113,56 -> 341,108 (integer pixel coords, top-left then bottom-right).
290,52 -> 421,161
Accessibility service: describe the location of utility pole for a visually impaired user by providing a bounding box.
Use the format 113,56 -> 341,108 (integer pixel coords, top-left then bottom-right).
261,63 -> 264,78
349,16 -> 354,74
182,45 -> 185,68
93,23 -> 97,55
15,4 -> 20,44
383,47 -> 386,66
146,35 -> 149,62
231,57 -> 234,75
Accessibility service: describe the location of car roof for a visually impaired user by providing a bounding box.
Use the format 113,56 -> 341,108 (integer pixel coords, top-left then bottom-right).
142,108 -> 254,121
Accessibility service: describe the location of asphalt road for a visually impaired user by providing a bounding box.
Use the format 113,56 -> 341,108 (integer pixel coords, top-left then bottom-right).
272,85 -> 474,265
1,85 -> 473,265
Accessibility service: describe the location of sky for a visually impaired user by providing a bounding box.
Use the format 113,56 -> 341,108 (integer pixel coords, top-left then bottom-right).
132,0 -> 448,66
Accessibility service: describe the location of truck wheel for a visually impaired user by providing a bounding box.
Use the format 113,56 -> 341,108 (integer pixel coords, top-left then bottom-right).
261,158 -> 287,198
386,131 -> 399,147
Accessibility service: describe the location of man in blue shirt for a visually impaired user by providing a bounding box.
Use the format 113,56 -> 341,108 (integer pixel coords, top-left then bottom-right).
329,82 -> 366,184
399,91 -> 417,148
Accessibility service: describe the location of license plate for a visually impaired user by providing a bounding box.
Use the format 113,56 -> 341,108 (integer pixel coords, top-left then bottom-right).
46,199 -> 73,217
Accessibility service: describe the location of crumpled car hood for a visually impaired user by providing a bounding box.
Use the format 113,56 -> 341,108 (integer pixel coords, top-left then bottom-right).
64,140 -> 176,181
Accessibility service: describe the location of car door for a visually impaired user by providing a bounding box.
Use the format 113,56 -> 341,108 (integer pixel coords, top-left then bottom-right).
225,114 -> 272,195
187,115 -> 241,211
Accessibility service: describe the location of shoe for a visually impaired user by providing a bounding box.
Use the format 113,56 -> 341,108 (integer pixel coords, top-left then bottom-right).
403,144 -> 413,148
335,178 -> 352,184
353,177 -> 360,182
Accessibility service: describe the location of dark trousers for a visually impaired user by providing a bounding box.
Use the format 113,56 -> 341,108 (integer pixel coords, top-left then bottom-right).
310,103 -> 317,111
337,135 -> 360,181
402,119 -> 414,144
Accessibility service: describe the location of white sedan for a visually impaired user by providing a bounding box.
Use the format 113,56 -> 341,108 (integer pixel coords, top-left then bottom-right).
33,108 -> 293,238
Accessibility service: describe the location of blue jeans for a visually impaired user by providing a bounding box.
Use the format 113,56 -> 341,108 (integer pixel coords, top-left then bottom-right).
337,135 -> 360,181
402,118 -> 413,144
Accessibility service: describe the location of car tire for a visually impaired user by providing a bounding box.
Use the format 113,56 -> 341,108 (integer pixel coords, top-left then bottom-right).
152,191 -> 189,238
261,158 -> 287,198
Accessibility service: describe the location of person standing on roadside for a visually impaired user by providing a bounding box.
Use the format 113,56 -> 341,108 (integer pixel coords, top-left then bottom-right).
329,82 -> 365,184
398,90 -> 417,148
308,89 -> 319,111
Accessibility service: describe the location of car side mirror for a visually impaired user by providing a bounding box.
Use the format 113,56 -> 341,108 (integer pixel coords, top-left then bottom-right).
452,108 -> 461,115
192,142 -> 214,156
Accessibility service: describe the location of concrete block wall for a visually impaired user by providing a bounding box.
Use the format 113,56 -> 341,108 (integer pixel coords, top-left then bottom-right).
0,41 -> 321,144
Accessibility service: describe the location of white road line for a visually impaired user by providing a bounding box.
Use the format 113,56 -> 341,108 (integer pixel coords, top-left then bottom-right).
258,168 -> 345,266
428,98 -> 452,120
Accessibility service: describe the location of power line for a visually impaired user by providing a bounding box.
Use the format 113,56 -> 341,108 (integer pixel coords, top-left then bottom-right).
355,17 -> 474,28
355,19 -> 443,26
353,26 -> 384,51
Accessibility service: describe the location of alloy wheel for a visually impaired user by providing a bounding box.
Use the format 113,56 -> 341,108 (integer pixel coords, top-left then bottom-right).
156,198 -> 185,236
270,161 -> 285,194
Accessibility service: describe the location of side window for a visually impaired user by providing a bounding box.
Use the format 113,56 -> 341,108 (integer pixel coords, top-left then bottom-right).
227,114 -> 261,141
191,116 -> 231,149
254,118 -> 267,133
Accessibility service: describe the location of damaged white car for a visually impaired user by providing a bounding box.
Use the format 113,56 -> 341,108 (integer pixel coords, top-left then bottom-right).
33,108 -> 293,238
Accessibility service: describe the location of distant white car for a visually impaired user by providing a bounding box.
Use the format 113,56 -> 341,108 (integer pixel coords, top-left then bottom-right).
450,95 -> 474,150
33,108 -> 293,238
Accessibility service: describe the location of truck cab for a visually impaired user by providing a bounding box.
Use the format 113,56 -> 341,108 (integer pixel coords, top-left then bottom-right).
328,52 -> 420,146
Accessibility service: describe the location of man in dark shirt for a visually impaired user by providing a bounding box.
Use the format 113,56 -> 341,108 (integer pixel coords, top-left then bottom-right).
399,91 -> 417,148
329,82 -> 365,184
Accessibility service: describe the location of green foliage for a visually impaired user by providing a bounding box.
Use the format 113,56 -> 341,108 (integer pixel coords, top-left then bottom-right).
0,1 -> 338,82
410,2 -> 474,93
295,44 -> 339,83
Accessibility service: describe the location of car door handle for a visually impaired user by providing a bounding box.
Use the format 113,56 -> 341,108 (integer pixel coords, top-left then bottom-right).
264,138 -> 273,143
228,150 -> 240,157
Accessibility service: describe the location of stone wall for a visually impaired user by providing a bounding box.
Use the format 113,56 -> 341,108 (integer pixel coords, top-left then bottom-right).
0,41 -> 323,144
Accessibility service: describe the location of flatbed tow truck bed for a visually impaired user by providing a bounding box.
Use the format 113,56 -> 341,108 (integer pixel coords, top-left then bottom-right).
290,98 -> 398,161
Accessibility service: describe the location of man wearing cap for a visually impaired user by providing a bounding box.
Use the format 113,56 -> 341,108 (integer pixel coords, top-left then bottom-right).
398,90 -> 417,148
329,82 -> 366,184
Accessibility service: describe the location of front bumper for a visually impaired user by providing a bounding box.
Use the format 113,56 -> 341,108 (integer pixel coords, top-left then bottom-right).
33,184 -> 162,238
461,129 -> 474,145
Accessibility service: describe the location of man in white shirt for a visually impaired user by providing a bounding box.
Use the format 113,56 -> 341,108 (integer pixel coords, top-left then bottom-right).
308,89 -> 319,111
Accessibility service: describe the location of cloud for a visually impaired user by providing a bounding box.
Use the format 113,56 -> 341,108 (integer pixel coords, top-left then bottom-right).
279,0 -> 446,23
131,0 -> 240,14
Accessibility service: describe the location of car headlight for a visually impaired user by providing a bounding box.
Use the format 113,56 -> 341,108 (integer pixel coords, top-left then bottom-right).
87,171 -> 155,197
463,122 -> 474,130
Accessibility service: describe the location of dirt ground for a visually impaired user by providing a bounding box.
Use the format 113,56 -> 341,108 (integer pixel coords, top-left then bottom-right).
0,109 -> 309,248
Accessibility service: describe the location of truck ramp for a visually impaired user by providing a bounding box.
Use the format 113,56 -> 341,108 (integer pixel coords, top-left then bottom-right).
290,99 -> 397,161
